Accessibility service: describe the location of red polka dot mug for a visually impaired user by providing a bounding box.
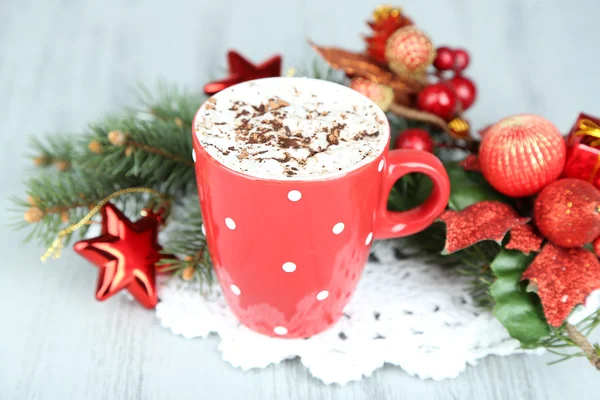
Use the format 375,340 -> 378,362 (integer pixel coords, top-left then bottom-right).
192,78 -> 450,338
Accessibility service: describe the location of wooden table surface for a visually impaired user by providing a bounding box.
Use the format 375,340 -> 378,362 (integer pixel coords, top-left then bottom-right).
1,0 -> 599,399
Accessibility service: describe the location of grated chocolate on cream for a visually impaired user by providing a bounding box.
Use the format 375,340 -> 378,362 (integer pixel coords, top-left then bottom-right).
194,77 -> 389,180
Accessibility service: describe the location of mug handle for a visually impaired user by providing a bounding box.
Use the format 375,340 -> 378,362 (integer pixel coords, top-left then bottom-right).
374,149 -> 451,239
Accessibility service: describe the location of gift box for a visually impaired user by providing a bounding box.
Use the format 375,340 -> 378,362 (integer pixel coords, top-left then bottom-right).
563,113 -> 600,188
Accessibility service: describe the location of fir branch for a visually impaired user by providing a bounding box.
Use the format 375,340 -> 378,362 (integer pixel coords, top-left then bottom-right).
159,195 -> 213,286
531,309 -> 600,368
14,83 -> 202,250
135,82 -> 204,127
11,168 -> 147,247
81,114 -> 196,194
29,135 -> 77,171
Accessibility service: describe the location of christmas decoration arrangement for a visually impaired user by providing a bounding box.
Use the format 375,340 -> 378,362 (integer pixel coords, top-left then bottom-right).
11,4 -> 600,379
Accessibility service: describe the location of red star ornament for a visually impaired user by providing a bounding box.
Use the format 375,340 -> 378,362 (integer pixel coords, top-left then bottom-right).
73,203 -> 165,309
203,51 -> 282,95
439,201 -> 530,254
505,224 -> 543,254
522,243 -> 600,327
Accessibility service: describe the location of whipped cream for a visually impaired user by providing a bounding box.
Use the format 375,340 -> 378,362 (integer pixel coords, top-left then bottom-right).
194,77 -> 389,180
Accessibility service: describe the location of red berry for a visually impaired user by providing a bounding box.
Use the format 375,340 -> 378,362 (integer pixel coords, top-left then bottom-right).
447,76 -> 477,111
453,49 -> 470,72
433,46 -> 455,71
394,128 -> 435,152
417,83 -> 457,121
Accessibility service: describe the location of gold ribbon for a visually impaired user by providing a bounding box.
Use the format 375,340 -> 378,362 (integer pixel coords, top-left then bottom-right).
574,118 -> 600,146
574,118 -> 600,183
41,187 -> 166,262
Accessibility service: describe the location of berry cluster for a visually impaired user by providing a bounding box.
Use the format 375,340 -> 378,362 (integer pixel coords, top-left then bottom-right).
417,47 -> 477,121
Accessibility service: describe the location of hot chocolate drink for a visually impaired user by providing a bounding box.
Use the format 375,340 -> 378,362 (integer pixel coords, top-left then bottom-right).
194,77 -> 389,180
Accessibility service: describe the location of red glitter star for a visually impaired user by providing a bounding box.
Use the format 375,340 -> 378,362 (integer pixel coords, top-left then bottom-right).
522,243 -> 600,327
439,201 -> 530,254
73,203 -> 165,309
506,224 -> 543,254
203,51 -> 282,95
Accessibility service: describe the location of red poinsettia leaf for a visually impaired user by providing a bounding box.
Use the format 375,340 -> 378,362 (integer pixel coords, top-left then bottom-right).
505,224 -> 543,254
522,243 -> 600,327
309,43 -> 423,94
439,201 -> 530,254
460,154 -> 480,172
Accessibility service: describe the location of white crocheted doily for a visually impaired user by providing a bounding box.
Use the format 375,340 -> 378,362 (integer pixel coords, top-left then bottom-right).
155,241 -> 600,384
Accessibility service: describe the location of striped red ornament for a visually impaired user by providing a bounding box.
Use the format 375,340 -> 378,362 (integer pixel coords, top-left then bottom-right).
479,114 -> 566,197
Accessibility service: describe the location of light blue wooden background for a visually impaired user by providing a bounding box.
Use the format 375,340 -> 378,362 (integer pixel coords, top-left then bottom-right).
1,0 -> 599,399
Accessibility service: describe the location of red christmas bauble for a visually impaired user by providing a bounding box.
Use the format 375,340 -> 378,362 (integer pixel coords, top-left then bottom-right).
479,114 -> 566,197
417,83 -> 457,121
447,76 -> 477,111
534,178 -> 600,248
385,26 -> 435,77
453,49 -> 470,72
433,46 -> 454,71
349,77 -> 394,111
394,128 -> 435,152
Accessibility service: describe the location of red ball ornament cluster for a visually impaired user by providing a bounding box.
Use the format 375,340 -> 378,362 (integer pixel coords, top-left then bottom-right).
433,46 -> 470,72
360,7 -> 478,121
416,46 -> 477,120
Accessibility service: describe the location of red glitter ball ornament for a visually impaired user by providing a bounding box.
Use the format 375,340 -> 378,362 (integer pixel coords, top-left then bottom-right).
417,83 -> 457,121
394,128 -> 434,152
385,26 -> 435,77
447,76 -> 477,111
534,178 -> 600,248
479,114 -> 566,197
433,46 -> 454,71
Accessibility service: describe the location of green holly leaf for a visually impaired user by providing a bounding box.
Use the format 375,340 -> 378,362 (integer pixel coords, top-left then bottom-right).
445,162 -> 508,211
490,249 -> 550,345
